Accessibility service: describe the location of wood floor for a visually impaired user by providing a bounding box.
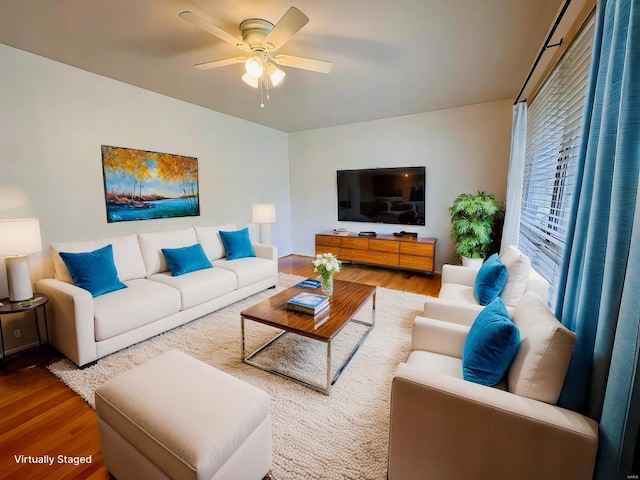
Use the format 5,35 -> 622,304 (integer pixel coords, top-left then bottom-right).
0,255 -> 441,480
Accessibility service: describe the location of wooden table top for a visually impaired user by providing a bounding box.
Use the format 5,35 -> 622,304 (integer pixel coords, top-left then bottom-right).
240,280 -> 376,342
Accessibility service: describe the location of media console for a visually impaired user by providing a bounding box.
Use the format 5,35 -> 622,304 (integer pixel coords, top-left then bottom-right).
315,232 -> 436,275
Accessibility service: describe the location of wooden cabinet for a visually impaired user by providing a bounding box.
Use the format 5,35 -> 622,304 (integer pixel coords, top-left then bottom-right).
315,234 -> 341,256
315,232 -> 436,275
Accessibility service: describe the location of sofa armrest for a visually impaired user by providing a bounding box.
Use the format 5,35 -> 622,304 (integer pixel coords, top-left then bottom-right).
411,316 -> 469,357
389,363 -> 598,480
35,278 -> 96,367
253,243 -> 278,261
441,264 -> 478,287
423,297 -> 483,326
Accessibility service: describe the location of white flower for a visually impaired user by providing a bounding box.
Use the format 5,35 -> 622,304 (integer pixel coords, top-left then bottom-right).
313,252 -> 341,276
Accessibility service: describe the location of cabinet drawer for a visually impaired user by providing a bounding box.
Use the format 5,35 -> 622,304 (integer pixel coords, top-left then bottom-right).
399,254 -> 434,272
316,235 -> 342,247
343,249 -> 398,267
369,238 -> 400,253
315,246 -> 341,257
400,241 -> 434,257
341,237 -> 369,249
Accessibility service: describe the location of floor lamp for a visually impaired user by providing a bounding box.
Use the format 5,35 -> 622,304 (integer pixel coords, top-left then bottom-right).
252,204 -> 276,245
0,219 -> 43,302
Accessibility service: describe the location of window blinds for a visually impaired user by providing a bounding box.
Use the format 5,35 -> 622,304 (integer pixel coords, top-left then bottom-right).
519,15 -> 595,305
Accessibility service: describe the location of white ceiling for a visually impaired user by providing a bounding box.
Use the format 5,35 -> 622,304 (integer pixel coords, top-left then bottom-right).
0,0 -> 562,132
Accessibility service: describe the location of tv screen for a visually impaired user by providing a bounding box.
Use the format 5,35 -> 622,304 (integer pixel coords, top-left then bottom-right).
337,167 -> 425,225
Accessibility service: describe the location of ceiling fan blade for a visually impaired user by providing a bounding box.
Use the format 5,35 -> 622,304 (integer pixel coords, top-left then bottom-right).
194,57 -> 246,70
179,11 -> 247,50
264,7 -> 309,51
273,54 -> 333,74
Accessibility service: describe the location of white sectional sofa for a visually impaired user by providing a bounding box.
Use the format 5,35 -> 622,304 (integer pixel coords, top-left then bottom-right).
35,224 -> 278,367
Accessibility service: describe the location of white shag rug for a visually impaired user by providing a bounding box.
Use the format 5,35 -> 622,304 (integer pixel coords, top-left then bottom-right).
49,273 -> 428,480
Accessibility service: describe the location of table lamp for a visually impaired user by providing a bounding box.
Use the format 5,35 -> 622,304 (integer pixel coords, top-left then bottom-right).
0,218 -> 43,301
252,204 -> 276,245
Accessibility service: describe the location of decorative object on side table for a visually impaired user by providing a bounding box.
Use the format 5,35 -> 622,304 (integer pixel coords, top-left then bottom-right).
0,218 -> 43,301
313,252 -> 341,295
252,203 -> 276,244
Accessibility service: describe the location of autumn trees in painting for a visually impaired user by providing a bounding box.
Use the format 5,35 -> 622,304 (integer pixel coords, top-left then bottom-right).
101,145 -> 200,222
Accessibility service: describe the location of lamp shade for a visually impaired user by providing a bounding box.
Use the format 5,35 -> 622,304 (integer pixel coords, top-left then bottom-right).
252,204 -> 276,224
0,218 -> 42,256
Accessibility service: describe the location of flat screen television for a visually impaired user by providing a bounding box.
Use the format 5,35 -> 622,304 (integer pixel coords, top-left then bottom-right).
337,167 -> 426,225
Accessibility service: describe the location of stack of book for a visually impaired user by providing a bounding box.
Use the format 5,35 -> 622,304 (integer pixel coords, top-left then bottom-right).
286,292 -> 330,316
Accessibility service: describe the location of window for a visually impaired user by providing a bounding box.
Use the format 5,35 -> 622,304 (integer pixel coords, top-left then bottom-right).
519,15 -> 595,307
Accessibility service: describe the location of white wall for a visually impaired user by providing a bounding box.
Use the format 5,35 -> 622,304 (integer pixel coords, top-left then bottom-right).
288,100 -> 513,269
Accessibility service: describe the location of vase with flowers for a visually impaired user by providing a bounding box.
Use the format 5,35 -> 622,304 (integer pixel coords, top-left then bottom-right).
313,253 -> 342,295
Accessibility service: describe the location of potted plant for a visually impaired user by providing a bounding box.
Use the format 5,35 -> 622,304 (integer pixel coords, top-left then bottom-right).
449,192 -> 505,267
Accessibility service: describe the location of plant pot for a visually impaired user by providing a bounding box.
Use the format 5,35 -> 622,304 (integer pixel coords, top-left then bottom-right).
461,256 -> 484,269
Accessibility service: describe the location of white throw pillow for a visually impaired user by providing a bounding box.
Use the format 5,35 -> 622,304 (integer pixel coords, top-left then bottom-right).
508,291 -> 576,404
138,228 -> 198,276
52,234 -> 146,283
499,246 -> 531,307
195,224 -> 236,260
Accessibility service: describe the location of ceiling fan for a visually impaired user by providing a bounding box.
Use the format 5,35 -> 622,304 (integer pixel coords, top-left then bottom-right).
179,7 -> 333,106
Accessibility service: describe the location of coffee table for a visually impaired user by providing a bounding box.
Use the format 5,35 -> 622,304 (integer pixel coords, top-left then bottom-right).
240,279 -> 376,394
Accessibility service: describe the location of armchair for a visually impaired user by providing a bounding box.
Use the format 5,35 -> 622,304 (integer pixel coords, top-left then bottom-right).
388,292 -> 598,480
435,245 -> 550,315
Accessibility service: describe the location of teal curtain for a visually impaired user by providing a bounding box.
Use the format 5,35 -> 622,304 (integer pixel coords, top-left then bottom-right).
554,0 -> 640,477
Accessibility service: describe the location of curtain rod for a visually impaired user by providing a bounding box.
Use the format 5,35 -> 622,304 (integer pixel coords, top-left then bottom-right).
514,0 -> 572,104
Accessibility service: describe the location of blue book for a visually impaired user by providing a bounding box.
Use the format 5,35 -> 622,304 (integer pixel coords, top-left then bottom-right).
286,292 -> 330,315
295,278 -> 322,289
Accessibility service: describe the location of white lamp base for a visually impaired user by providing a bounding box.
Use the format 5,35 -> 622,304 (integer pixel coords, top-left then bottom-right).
259,223 -> 272,245
5,255 -> 33,302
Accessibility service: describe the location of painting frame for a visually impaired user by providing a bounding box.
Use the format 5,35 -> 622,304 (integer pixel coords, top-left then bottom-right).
101,145 -> 200,223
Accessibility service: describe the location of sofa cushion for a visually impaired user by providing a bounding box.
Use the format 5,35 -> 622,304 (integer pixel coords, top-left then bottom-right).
406,350 -> 464,379
462,298 -> 520,386
138,228 -> 198,276
195,224 -> 237,261
438,283 -> 479,305
508,291 -> 576,404
60,245 -> 127,298
162,244 -> 212,276
219,228 -> 256,260
148,268 -> 237,310
499,246 -> 532,307
93,279 -> 182,342
474,253 -> 507,306
52,234 -> 146,283
214,257 -> 275,289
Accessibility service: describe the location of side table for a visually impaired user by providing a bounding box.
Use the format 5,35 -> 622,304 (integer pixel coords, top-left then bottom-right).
0,294 -> 50,371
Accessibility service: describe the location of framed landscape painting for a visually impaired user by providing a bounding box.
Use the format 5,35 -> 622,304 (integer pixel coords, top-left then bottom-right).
101,145 -> 200,223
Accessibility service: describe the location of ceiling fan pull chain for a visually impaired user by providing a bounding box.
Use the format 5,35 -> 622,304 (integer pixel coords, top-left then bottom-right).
260,79 -> 265,108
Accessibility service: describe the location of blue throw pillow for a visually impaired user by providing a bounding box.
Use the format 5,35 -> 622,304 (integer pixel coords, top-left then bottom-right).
162,243 -> 212,276
219,228 -> 256,260
474,253 -> 508,306
462,298 -> 520,386
59,244 -> 127,297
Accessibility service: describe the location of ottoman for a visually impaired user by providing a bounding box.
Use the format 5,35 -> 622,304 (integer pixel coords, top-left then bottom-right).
95,350 -> 272,480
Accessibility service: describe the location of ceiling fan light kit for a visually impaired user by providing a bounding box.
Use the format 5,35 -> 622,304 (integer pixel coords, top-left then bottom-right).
245,53 -> 265,79
179,7 -> 333,108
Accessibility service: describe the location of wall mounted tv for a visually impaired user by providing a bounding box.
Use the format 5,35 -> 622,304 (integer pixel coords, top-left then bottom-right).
337,167 -> 426,225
